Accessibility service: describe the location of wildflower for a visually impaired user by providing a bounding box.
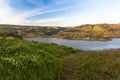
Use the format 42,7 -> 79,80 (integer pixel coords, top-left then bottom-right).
6,36 -> 15,40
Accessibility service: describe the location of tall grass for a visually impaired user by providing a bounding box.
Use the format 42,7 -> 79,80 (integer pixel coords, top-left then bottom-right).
0,39 -> 78,80
1,38 -> 120,80
69,51 -> 120,80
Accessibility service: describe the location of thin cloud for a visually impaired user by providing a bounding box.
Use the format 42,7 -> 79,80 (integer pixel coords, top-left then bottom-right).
10,7 -> 69,25
1,0 -> 120,26
35,18 -> 65,23
0,0 -> 77,25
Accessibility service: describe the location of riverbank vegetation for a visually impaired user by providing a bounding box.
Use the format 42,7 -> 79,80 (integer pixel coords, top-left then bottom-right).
0,38 -> 120,80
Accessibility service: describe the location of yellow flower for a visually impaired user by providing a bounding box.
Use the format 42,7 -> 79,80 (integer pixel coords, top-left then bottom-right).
6,37 -> 15,40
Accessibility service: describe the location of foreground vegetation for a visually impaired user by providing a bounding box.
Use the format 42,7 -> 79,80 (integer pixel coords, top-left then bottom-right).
0,38 -> 78,80
64,50 -> 120,80
0,38 -> 120,80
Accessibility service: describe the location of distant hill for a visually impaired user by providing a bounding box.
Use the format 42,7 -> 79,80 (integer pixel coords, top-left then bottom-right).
0,24 -> 120,41
0,24 -> 65,38
52,24 -> 120,41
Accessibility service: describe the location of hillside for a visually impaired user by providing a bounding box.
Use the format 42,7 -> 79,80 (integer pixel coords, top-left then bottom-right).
52,24 -> 120,41
0,24 -> 65,38
1,38 -> 120,80
0,38 -> 79,80
63,49 -> 120,80
1,24 -> 120,41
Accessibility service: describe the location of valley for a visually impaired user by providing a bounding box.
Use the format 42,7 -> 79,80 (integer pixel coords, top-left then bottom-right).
1,24 -> 120,41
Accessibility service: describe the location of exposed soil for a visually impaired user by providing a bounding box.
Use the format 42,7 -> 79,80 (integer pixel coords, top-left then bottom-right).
63,54 -> 79,80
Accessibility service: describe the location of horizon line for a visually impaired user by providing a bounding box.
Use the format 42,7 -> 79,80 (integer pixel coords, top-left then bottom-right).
0,22 -> 120,27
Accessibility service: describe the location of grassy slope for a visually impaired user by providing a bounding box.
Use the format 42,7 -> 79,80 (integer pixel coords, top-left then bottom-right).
0,38 -> 120,80
63,50 -> 120,80
0,39 -> 78,80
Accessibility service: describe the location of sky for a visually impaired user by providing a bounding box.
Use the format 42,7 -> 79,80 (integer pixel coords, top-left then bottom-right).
0,0 -> 120,26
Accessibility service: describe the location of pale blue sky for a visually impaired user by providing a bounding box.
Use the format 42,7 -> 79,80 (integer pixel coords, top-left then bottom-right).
0,0 -> 120,26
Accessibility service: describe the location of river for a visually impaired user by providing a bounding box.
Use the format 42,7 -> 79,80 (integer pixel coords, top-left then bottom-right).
24,37 -> 120,51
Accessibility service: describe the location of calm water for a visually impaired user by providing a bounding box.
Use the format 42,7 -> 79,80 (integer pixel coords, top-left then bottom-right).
24,37 -> 120,51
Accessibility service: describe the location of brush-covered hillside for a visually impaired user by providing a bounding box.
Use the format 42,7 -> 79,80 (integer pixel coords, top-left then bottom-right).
0,24 -> 65,38
1,24 -> 120,41
52,24 -> 120,41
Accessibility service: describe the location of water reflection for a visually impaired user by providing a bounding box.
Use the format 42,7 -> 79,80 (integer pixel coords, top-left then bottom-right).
24,38 -> 120,51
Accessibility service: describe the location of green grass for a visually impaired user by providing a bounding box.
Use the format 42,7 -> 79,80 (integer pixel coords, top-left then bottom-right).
0,39 -> 78,80
1,38 -> 120,80
64,50 -> 120,80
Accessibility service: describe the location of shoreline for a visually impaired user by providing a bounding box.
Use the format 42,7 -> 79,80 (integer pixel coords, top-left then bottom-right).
23,37 -> 120,51
22,36 -> 112,41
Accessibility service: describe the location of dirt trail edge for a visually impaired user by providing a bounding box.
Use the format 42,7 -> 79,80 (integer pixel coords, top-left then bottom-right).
63,54 -> 80,80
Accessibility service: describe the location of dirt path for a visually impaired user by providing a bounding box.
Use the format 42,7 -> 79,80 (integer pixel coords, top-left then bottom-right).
63,54 -> 79,80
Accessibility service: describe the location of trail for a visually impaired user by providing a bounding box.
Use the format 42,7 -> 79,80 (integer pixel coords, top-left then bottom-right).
63,54 -> 79,80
